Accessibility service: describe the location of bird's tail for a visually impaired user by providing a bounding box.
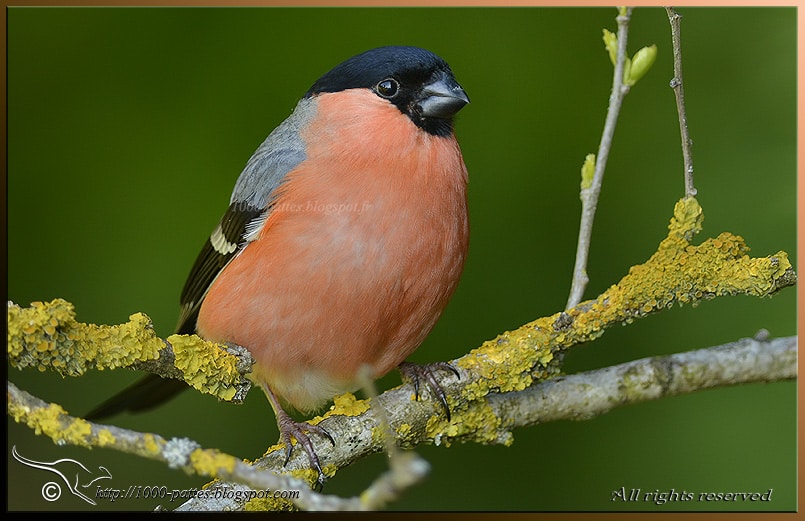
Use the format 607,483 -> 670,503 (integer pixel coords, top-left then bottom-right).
84,375 -> 188,421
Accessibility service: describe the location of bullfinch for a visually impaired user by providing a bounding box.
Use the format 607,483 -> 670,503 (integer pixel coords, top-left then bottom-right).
87,46 -> 470,481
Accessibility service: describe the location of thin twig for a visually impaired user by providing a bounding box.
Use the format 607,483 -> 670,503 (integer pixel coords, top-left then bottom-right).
666,6 -> 697,197
566,7 -> 633,310
345,366 -> 432,511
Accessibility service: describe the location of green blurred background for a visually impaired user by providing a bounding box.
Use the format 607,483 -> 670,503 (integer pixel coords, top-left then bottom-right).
7,6 -> 796,512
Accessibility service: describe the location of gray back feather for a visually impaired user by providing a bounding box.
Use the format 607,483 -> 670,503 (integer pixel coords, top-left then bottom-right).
231,97 -> 315,209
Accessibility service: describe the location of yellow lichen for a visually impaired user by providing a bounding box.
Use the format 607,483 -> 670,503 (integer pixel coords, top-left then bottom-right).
244,496 -> 296,511
143,433 -> 163,455
7,299 -> 162,376
424,396 -> 513,448
262,442 -> 286,460
7,397 -> 94,448
96,428 -> 116,448
62,416 -> 93,443
321,464 -> 338,480
189,448 -> 238,476
168,334 -> 241,401
458,326 -> 553,403
396,423 -> 412,439
326,392 -> 370,417
290,467 -> 325,486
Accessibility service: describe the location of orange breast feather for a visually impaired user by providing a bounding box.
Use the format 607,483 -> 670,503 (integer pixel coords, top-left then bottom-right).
198,90 -> 468,412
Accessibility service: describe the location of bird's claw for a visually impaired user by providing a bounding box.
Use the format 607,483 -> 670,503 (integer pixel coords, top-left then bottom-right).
276,413 -> 334,487
399,361 -> 460,421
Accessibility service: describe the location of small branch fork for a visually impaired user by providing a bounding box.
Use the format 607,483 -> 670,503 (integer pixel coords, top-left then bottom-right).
566,7 -> 633,310
567,6 -> 698,308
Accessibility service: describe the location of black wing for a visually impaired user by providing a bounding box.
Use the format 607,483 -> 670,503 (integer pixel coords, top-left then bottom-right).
85,202 -> 265,421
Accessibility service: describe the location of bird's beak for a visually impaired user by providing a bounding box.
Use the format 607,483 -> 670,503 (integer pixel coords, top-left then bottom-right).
419,71 -> 469,119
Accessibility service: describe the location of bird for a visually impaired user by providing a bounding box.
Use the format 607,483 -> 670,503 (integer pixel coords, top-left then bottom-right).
86,46 -> 470,482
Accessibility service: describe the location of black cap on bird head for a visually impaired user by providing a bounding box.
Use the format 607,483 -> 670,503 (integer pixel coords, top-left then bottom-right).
305,46 -> 469,137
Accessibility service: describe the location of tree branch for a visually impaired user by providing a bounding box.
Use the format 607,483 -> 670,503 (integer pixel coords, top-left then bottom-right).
7,191 -> 797,511
6,378 -> 432,511
6,299 -> 254,404
489,333 -> 796,428
8,198 -> 796,416
8,334 -> 796,511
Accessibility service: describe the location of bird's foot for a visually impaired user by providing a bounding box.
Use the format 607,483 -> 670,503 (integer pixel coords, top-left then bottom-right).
275,409 -> 335,487
398,361 -> 460,421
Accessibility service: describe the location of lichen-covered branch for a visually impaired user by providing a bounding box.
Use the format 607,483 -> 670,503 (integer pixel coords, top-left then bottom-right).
6,195 -> 796,510
179,333 -> 795,511
6,299 -> 253,403
8,332 -> 795,511
6,380 -> 432,512
488,333 -> 796,428
446,197 -> 794,437
6,380 -> 311,511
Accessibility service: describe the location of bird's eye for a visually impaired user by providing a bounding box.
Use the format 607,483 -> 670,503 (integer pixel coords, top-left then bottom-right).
376,78 -> 400,98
